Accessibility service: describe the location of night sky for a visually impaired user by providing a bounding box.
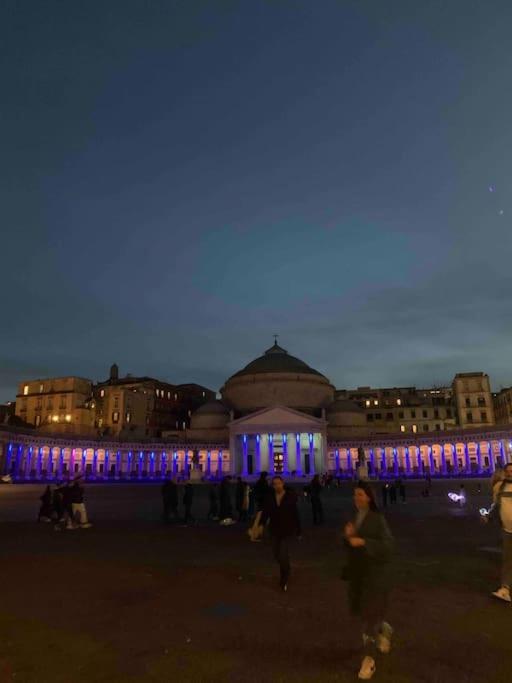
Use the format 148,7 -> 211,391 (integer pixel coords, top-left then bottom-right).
2,0 -> 512,402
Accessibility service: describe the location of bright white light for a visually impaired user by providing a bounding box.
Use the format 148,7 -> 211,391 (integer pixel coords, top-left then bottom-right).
448,492 -> 466,503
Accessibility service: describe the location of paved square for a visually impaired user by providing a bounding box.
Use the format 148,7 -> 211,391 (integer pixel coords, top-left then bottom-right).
0,481 -> 509,682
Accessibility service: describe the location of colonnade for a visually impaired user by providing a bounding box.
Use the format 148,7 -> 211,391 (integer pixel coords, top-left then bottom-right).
235,432 -> 322,477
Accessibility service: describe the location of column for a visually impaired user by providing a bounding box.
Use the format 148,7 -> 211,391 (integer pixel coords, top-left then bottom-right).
23,446 -> 32,479
184,450 -> 189,477
441,444 -> 447,475
69,448 -> 75,476
380,447 -> 386,475
127,450 -> 133,477
499,441 -> 505,468
242,435 -> 248,476
429,446 -> 435,474
15,445 -> 23,478
347,447 -> 352,473
206,450 -> 211,477
255,435 -> 261,474
36,446 -> 43,479
308,433 -> 314,475
217,450 -> 223,477
4,443 -> 13,474
268,434 -> 274,475
48,446 -> 54,479
369,448 -> 375,475
393,448 -> 399,476
489,442 -> 495,473
116,450 -> 121,478
93,449 -> 98,479
81,448 -> 87,476
464,443 -> 471,474
103,450 -> 109,479
138,451 -> 144,478
161,451 -> 167,478
476,442 -> 482,474
58,448 -> 64,479
295,434 -> 301,475
282,434 -> 289,475
405,446 -> 411,476
335,449 -> 340,474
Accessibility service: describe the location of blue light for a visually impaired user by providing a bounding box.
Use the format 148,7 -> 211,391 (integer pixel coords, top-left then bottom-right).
243,434 -> 247,443
139,452 -> 143,459
151,452 -> 154,459
296,434 -> 300,442
309,433 -> 313,443
283,434 -> 287,443
269,434 -> 273,443
256,435 -> 260,443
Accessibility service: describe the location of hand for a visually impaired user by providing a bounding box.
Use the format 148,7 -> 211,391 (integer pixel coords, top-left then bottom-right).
348,536 -> 365,548
344,522 -> 356,538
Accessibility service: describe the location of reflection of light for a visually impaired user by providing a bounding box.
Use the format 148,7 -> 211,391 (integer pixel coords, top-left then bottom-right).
479,507 -> 490,516
448,492 -> 466,503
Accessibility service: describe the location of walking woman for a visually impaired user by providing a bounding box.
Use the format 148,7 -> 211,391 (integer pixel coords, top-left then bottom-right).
342,481 -> 394,681
258,476 -> 301,591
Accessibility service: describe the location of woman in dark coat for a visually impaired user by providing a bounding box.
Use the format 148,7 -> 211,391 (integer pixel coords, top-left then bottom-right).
343,481 -> 394,681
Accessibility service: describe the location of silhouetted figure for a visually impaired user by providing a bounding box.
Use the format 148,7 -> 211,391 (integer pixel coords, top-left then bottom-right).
310,474 -> 324,525
71,481 -> 92,528
219,476 -> 233,521
183,482 -> 194,524
253,471 -> 270,513
38,485 -> 53,522
389,482 -> 397,505
397,479 -> 406,503
381,483 -> 389,508
208,483 -> 219,520
235,476 -> 245,521
161,478 -> 179,523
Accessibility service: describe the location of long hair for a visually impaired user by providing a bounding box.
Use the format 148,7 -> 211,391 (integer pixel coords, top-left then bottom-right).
354,480 -> 379,512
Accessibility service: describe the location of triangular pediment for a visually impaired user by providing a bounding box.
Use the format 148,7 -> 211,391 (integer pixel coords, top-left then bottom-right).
229,405 -> 326,433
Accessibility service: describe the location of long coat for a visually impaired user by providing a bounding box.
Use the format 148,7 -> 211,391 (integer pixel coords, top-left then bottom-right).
344,509 -> 394,619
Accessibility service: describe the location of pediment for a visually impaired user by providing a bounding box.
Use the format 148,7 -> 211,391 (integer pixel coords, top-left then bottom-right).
229,406 -> 326,434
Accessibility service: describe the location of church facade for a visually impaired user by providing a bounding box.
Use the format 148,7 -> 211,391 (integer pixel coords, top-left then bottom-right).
2,342 -> 512,480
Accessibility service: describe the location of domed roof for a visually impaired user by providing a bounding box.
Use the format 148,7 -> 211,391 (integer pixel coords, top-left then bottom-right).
327,399 -> 364,414
193,400 -> 229,416
230,342 -> 326,380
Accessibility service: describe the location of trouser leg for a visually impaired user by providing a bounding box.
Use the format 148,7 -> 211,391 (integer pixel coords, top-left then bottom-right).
502,531 -> 512,588
272,536 -> 290,585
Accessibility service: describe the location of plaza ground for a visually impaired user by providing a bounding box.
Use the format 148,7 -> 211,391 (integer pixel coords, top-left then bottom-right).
0,480 -> 509,683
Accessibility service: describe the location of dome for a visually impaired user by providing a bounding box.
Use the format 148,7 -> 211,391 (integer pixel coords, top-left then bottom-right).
231,342 -> 326,379
190,400 -> 230,430
221,341 -> 335,415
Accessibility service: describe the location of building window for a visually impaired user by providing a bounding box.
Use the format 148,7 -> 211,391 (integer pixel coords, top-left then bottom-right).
39,384 -> 44,393
412,424 -> 418,433
465,398 -> 471,407
65,414 -> 72,422
466,411 -> 473,423
365,399 -> 371,407
423,424 -> 429,432
398,411 -> 404,419
366,414 -> 374,422
435,424 -> 441,431
386,412 -> 393,421
374,400 -> 379,406
174,393 -> 178,401
59,396 -> 67,409
396,398 -> 401,406
375,413 -> 382,420
23,385 -> 29,395
167,391 -> 171,399
422,410 -> 428,418
400,425 -> 406,432
434,409 -> 439,419
478,396 -> 486,407
47,401 -> 53,410
114,397 -> 119,409
112,411 -> 119,423
411,410 -> 416,418
100,389 -> 105,398
202,391 -> 206,398
35,415 -> 41,427
481,411 -> 487,422
52,415 -> 59,423
182,421 -> 186,429
446,408 -> 452,418
126,412 -> 131,423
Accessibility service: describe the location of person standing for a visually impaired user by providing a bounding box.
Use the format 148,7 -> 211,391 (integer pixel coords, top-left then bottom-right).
71,480 -> 92,528
388,482 -> 397,505
258,476 -> 301,591
253,471 -> 270,513
397,479 -> 406,504
235,476 -> 245,521
183,482 -> 194,525
208,483 -> 219,520
381,483 -> 389,508
38,485 -> 53,522
488,463 -> 512,602
219,476 -> 234,522
161,477 -> 178,523
342,481 -> 394,681
310,474 -> 324,525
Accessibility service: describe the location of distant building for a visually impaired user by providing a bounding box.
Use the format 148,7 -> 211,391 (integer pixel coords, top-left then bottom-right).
15,377 -> 95,435
0,401 -> 16,425
93,364 -> 215,437
452,372 -> 494,428
493,387 -> 512,424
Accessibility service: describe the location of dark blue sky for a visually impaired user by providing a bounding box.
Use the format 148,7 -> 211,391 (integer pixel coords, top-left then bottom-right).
2,0 -> 512,401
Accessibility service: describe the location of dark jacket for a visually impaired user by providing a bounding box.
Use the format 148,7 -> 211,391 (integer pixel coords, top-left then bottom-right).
235,481 -> 245,510
344,509 -> 393,582
253,478 -> 270,509
70,484 -> 84,504
260,489 -> 301,538
310,478 -> 322,499
183,484 -> 194,506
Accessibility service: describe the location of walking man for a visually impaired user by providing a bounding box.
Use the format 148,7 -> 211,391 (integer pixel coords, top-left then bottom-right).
161,477 -> 179,523
258,475 -> 301,591
183,481 -> 194,525
488,463 -> 512,602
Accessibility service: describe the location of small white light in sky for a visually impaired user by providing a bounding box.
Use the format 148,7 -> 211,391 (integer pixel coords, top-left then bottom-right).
499,209 -> 504,215
489,185 -> 495,192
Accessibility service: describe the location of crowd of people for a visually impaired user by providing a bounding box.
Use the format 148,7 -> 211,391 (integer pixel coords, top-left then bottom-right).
33,465 -> 512,681
37,477 -> 92,530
